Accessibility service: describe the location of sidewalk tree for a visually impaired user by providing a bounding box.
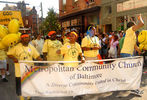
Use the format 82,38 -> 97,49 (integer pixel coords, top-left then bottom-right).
39,8 -> 61,35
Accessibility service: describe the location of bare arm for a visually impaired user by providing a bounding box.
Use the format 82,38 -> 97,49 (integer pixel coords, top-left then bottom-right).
43,52 -> 47,61
56,50 -> 61,54
7,55 -> 18,63
134,44 -> 141,55
132,14 -> 144,31
79,53 -> 85,63
36,56 -> 43,61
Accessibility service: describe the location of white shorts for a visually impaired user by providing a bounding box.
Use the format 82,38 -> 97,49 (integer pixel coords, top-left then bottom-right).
0,60 -> 7,69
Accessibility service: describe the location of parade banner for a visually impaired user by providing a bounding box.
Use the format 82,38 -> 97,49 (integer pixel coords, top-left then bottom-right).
0,11 -> 24,26
19,57 -> 143,97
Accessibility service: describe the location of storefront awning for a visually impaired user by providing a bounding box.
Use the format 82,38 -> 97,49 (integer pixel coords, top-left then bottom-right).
59,6 -> 100,20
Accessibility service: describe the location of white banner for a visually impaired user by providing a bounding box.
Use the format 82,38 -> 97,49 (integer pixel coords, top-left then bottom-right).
20,57 -> 143,97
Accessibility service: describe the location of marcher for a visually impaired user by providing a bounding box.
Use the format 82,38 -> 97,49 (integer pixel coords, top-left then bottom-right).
33,34 -> 44,58
117,14 -> 144,97
57,31 -> 84,67
81,26 -> 101,99
81,26 -> 101,60
7,33 -> 42,100
121,14 -> 144,57
42,31 -> 63,62
0,49 -> 8,82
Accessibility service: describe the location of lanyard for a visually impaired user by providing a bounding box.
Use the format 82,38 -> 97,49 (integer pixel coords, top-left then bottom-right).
21,44 -> 32,60
87,36 -> 97,45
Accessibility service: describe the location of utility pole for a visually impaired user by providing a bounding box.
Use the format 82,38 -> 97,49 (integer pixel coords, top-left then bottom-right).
40,2 -> 44,35
40,2 -> 43,22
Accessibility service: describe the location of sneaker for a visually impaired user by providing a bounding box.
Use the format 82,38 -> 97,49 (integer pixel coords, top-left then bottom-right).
73,96 -> 83,100
116,91 -> 130,98
131,89 -> 144,97
1,78 -> 8,82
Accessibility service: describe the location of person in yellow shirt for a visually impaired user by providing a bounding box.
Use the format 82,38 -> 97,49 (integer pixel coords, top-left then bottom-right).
81,26 -> 101,60
57,31 -> 84,67
0,49 -> 8,82
121,14 -> 144,57
42,31 -> 63,62
63,32 -> 70,44
7,33 -> 42,100
117,14 -> 144,98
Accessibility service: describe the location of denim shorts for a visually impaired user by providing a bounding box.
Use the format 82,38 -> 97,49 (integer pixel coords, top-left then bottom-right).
0,60 -> 7,69
120,53 -> 132,58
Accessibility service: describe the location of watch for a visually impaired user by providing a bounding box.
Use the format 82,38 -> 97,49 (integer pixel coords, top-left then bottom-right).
90,48 -> 92,50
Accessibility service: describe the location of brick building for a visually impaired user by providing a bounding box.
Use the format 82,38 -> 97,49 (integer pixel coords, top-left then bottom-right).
101,0 -> 147,32
59,0 -> 101,34
59,0 -> 147,33
2,1 -> 39,36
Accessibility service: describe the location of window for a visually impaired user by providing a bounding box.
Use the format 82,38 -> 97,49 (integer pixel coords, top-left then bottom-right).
25,20 -> 28,25
62,0 -> 66,13
108,6 -> 112,14
105,6 -> 112,14
73,0 -> 78,9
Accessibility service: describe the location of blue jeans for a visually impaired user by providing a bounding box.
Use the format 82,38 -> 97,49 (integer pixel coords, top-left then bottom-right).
120,53 -> 132,58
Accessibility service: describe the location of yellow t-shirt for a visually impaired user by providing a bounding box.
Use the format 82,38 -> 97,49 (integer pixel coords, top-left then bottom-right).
0,49 -> 7,60
42,39 -> 63,61
60,42 -> 82,67
121,27 -> 136,55
7,43 -> 40,77
81,36 -> 100,57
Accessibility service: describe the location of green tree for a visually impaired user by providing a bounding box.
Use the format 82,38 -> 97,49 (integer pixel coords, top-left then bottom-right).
39,8 -> 61,35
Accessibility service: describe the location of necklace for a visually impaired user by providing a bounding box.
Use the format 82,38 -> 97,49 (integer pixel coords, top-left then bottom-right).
68,42 -> 78,58
21,44 -> 32,60
87,36 -> 97,47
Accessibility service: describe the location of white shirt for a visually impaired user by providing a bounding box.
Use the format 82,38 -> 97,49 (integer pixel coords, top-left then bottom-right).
34,39 -> 44,55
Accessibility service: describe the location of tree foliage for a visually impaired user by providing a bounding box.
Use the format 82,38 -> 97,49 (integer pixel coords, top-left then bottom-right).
39,8 -> 61,35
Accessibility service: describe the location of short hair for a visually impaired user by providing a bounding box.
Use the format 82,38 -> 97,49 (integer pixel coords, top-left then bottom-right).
114,35 -> 118,41
127,21 -> 135,29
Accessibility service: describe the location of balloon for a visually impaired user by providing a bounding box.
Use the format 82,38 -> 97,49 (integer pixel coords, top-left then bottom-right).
8,19 -> 20,33
138,30 -> 147,50
0,25 -> 8,39
2,34 -> 20,47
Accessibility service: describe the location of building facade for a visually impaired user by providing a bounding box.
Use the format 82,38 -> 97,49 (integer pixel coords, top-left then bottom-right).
101,0 -> 147,32
2,1 -> 39,36
59,0 -> 101,34
59,0 -> 147,33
